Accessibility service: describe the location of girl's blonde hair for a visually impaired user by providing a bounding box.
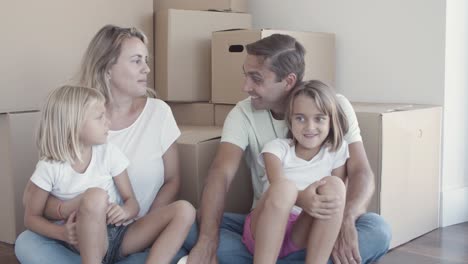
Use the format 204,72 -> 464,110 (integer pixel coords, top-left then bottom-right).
285,80 -> 349,151
37,85 -> 105,163
77,24 -> 154,102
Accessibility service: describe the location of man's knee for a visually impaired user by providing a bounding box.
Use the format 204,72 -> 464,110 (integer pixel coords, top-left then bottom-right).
357,213 -> 392,252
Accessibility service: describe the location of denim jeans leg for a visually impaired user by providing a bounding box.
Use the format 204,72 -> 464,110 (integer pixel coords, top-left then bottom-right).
15,230 -> 81,264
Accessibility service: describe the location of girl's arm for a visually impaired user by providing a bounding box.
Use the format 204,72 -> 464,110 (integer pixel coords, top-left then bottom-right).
23,181 -> 67,242
149,142 -> 180,211
263,152 -> 287,184
109,169 -> 139,224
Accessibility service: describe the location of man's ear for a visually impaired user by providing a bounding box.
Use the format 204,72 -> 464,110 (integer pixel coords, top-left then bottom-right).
284,73 -> 297,91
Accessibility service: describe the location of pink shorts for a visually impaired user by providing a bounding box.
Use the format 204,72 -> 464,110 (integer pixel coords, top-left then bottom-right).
242,212 -> 302,258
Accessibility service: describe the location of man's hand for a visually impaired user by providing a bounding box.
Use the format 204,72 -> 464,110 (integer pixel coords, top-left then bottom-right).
63,211 -> 78,246
331,216 -> 361,264
297,180 -> 342,219
187,236 -> 218,264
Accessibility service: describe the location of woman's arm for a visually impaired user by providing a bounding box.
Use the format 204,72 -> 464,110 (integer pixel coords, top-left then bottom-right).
108,170 -> 139,225
148,142 -> 180,211
23,181 -> 67,242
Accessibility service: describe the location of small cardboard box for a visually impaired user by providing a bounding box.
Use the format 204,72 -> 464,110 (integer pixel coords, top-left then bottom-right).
168,102 -> 215,126
0,111 -> 40,243
177,126 -> 252,213
155,9 -> 252,102
214,104 -> 235,127
212,29 -> 335,104
353,103 -> 442,249
154,0 -> 248,12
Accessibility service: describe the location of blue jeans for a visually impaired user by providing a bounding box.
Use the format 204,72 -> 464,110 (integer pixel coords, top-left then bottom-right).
15,212 -> 390,264
15,230 -> 187,264
177,212 -> 391,264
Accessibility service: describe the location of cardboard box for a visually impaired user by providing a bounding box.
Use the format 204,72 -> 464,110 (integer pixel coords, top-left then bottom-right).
168,102 -> 215,126
214,104 -> 235,127
0,111 -> 40,243
155,9 -> 252,102
177,126 -> 252,213
154,0 -> 248,12
212,29 -> 335,104
353,103 -> 442,249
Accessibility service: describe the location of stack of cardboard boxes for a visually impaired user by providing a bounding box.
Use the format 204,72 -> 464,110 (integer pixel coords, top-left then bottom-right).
155,0 -> 337,214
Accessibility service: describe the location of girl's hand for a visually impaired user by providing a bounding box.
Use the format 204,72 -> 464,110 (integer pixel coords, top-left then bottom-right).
106,203 -> 128,226
63,211 -> 78,246
297,180 -> 342,219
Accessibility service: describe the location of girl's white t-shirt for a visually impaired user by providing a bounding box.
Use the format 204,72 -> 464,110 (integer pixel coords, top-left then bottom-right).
259,138 -> 349,214
108,98 -> 180,217
31,143 -> 129,204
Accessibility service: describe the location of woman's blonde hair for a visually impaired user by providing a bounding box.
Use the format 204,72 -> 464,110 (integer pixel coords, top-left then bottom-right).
285,80 -> 349,151
77,24 -> 154,102
37,85 -> 105,163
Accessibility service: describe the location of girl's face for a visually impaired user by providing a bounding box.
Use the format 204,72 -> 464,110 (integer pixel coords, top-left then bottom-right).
290,94 -> 330,160
108,37 -> 150,100
80,101 -> 110,147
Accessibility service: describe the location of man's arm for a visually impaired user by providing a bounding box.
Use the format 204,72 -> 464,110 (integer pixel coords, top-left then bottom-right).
345,141 -> 374,220
188,142 -> 244,264
332,141 -> 374,264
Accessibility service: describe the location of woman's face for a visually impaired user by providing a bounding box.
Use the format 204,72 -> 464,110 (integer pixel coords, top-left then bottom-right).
108,37 -> 150,100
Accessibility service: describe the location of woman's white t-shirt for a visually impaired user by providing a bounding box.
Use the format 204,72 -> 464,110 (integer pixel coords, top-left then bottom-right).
108,98 -> 180,217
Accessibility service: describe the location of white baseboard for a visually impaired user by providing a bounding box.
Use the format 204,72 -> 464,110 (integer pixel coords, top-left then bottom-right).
441,186 -> 468,227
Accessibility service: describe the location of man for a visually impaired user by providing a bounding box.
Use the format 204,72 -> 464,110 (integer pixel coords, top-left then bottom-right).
185,34 -> 391,264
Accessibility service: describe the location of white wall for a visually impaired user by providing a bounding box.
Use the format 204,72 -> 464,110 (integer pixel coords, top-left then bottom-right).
248,0 -> 445,105
441,0 -> 468,226
249,0 -> 468,226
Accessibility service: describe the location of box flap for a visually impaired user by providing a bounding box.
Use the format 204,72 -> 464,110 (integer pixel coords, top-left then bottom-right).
352,102 -> 439,114
178,126 -> 223,144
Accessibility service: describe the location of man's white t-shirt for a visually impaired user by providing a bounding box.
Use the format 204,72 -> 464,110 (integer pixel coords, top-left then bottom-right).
221,94 -> 361,209
31,143 -> 129,204
108,98 -> 180,217
259,138 -> 349,214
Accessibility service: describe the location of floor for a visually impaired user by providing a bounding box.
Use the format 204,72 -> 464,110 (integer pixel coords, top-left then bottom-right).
2,222 -> 468,263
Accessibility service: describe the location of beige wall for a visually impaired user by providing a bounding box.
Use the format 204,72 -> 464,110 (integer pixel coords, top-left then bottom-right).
0,0 -> 153,113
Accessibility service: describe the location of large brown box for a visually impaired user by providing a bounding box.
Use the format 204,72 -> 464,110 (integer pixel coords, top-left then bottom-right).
168,102 -> 215,126
214,104 -> 235,127
177,126 -> 252,213
354,103 -> 442,249
154,0 -> 247,12
155,9 -> 252,102
0,111 -> 40,243
212,29 -> 335,104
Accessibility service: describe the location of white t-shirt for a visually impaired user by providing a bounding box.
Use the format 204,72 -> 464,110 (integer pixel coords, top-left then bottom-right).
31,143 -> 129,204
221,94 -> 361,209
259,138 -> 349,214
108,98 -> 180,217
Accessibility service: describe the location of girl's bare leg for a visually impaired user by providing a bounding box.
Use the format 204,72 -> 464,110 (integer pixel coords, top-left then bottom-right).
290,176 -> 346,264
120,200 -> 195,264
76,188 -> 109,264
250,179 -> 298,264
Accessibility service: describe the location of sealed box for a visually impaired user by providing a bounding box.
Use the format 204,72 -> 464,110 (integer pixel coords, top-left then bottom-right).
168,102 -> 215,126
155,9 -> 251,102
154,0 -> 247,12
354,103 -> 442,248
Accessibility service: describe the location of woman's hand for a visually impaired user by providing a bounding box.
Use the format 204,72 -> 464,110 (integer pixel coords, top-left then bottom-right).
106,203 -> 129,226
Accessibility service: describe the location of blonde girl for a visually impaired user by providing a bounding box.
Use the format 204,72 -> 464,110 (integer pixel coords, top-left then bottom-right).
242,80 -> 349,264
23,85 -> 195,264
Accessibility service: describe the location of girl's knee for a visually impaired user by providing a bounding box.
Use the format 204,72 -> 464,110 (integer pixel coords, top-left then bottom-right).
80,188 -> 108,213
173,200 -> 196,223
265,179 -> 298,211
317,176 -> 346,197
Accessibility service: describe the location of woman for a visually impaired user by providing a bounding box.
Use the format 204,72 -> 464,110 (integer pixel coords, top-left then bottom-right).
15,25 -> 191,264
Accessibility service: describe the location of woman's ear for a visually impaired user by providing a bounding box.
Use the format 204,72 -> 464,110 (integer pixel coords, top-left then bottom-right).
284,73 -> 297,91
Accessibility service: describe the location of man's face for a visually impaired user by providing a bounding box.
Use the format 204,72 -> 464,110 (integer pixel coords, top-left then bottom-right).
242,54 -> 289,111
